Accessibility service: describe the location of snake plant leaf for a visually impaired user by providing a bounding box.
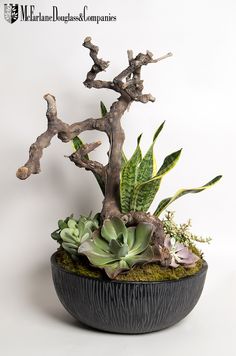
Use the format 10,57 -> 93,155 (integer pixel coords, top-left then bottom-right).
154,175 -> 222,217
121,150 -> 128,168
156,149 -> 182,176
100,101 -> 108,117
131,149 -> 182,212
137,121 -> 165,183
72,135 -> 105,195
72,136 -> 89,158
120,134 -> 142,212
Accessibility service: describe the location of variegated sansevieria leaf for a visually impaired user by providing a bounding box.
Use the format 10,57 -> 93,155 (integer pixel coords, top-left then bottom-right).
72,136 -> 88,157
137,121 -> 165,183
130,149 -> 182,212
120,134 -> 142,213
100,101 -> 127,168
121,150 -> 128,169
156,149 -> 182,176
72,135 -> 105,195
154,175 -> 222,217
100,101 -> 107,117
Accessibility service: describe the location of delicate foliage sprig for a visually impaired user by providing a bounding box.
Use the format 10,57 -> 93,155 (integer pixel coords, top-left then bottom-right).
162,211 -> 212,247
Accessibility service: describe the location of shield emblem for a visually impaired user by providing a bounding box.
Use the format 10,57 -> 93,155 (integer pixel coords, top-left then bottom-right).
4,4 -> 19,24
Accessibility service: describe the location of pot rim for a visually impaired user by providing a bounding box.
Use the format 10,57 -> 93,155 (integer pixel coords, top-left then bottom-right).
51,251 -> 208,285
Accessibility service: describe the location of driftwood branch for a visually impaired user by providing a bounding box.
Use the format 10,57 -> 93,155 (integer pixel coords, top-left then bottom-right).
68,141 -> 106,183
16,94 -> 106,180
82,36 -> 172,103
17,36 -> 172,226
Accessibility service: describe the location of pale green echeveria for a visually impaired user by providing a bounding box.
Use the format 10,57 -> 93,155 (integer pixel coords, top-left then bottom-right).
78,217 -> 154,278
51,213 -> 100,259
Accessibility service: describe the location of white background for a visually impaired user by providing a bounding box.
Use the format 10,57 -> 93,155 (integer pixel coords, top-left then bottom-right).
0,0 -> 235,355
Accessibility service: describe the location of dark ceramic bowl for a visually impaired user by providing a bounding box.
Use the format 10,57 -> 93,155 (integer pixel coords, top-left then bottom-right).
51,252 -> 208,334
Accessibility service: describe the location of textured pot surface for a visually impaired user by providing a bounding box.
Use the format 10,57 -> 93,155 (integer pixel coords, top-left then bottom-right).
51,252 -> 208,334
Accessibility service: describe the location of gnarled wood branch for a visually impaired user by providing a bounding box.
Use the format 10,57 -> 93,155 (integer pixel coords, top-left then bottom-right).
17,36 -> 172,230
68,141 -> 106,185
16,94 -> 106,180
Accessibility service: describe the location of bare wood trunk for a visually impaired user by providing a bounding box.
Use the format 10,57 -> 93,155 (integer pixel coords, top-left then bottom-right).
101,97 -> 131,219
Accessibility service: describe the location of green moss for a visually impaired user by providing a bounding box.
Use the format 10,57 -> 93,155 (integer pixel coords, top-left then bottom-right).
56,249 -> 204,282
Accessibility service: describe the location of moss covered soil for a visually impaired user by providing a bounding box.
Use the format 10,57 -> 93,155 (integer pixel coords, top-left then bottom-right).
56,249 -> 204,282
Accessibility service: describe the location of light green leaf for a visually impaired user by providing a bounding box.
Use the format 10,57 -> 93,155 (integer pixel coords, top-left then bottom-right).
154,175 -> 222,217
79,240 -> 118,266
129,223 -> 153,255
109,239 -> 129,258
137,121 -> 165,183
131,149 -> 182,212
93,231 -> 109,252
101,217 -> 127,242
127,227 -> 135,250
60,228 -> 78,244
125,246 -> 154,267
67,219 -> 77,229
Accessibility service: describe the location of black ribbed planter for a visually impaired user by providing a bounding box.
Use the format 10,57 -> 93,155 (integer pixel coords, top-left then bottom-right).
51,252 -> 208,334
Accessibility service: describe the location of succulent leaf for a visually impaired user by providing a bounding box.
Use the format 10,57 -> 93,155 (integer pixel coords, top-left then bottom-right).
51,213 -> 99,258
78,217 -> 154,278
101,217 -> 127,242
163,236 -> 199,268
154,175 -> 222,217
130,223 -> 153,255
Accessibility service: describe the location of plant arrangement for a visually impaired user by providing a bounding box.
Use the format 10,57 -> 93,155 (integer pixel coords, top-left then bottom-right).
17,37 -> 221,332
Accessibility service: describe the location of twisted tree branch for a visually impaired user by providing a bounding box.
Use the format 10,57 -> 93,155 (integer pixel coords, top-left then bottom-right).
17,36 -> 172,228
16,94 -> 106,180
68,141 -> 105,179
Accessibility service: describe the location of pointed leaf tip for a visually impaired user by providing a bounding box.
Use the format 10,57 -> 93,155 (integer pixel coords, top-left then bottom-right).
153,121 -> 165,142
100,101 -> 108,117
